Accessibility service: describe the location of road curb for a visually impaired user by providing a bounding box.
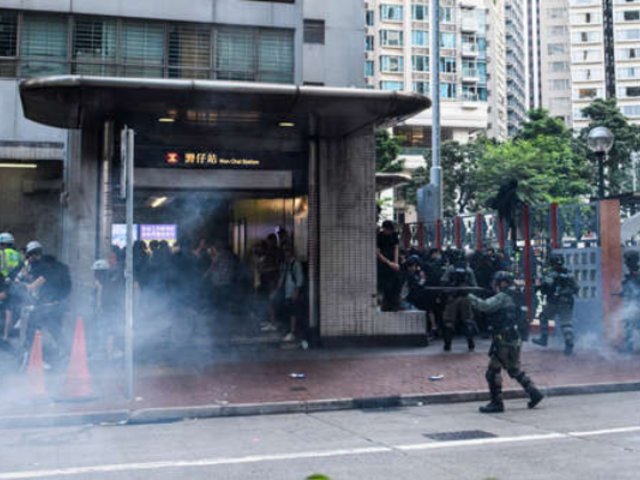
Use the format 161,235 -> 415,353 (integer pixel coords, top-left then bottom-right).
2,381 -> 639,429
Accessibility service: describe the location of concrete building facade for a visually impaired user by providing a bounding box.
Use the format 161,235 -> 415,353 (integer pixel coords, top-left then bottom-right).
0,0 -> 365,250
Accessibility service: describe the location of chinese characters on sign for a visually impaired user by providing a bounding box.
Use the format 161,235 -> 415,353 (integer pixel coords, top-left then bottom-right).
164,151 -> 261,167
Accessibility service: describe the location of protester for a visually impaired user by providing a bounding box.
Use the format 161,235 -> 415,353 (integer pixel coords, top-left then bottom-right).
377,220 -> 401,311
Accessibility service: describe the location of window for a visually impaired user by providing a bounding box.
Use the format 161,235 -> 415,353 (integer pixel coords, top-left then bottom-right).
624,10 -> 640,20
549,26 -> 568,35
365,60 -> 374,76
412,29 -> 429,46
257,29 -> 294,83
412,5 -> 428,20
550,97 -> 571,107
380,80 -> 404,91
380,29 -> 403,47
618,29 -> 640,40
167,24 -> 210,79
380,4 -> 403,21
623,105 -> 640,117
548,43 -> 567,55
573,68 -> 602,80
578,88 -> 597,98
462,59 -> 476,76
618,47 -> 640,58
366,10 -> 374,26
548,7 -> 567,18
627,86 -> 640,96
440,56 -> 456,73
440,6 -> 455,23
440,32 -> 456,49
412,55 -> 429,71
413,81 -> 429,94
572,48 -> 601,62
462,84 -> 479,101
618,66 -> 638,78
304,19 -> 324,44
550,61 -> 570,72
120,20 -> 165,78
73,17 -> 117,76
549,79 -> 570,90
574,31 -> 600,43
366,35 -> 374,51
21,14 -> 69,77
380,55 -> 403,72
0,11 -> 18,76
440,82 -> 456,99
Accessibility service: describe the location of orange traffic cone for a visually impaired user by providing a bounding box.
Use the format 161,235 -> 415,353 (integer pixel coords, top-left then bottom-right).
26,330 -> 48,399
63,317 -> 93,399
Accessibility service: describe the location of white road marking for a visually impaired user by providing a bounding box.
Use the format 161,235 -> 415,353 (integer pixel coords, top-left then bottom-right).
0,426 -> 638,479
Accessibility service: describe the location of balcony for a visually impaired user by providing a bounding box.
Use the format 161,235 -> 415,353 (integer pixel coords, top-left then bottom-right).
462,43 -> 479,57
462,68 -> 479,81
461,17 -> 479,32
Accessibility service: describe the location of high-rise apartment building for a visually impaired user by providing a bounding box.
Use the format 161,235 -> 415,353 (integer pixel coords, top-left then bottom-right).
532,0 -> 573,125
505,0 -> 528,135
611,0 -> 640,122
486,0 -> 509,139
365,0 -> 498,169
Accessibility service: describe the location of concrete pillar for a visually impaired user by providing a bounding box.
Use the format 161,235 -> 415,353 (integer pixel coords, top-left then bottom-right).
64,124 -> 100,318
318,130 -> 377,337
599,199 -> 623,345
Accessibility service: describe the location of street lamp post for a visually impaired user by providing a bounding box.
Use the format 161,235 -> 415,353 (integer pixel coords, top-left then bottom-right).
587,126 -> 614,199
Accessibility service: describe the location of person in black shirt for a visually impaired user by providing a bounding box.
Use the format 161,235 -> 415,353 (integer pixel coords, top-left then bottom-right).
377,220 -> 401,311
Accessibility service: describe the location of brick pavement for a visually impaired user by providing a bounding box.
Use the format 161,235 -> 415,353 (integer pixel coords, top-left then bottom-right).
0,340 -> 638,421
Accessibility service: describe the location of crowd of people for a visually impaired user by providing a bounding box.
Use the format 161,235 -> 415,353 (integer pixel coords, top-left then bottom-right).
0,225 -> 309,368
0,233 -> 71,368
376,220 -> 581,355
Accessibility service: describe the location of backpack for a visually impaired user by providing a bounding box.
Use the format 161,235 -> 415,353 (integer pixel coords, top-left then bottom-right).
450,262 -> 470,287
504,288 -> 530,341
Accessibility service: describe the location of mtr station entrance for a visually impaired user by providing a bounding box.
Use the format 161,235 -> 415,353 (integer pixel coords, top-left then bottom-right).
20,76 -> 429,354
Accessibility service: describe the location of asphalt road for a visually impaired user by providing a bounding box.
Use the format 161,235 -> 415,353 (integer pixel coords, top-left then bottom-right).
0,391 -> 639,480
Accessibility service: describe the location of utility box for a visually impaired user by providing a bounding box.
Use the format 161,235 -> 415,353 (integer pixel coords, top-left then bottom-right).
416,184 -> 440,223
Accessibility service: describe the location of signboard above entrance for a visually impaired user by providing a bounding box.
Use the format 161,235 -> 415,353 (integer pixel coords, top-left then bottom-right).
136,146 -> 306,171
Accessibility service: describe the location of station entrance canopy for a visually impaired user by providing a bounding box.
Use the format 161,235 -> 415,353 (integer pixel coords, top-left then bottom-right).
19,76 -> 431,343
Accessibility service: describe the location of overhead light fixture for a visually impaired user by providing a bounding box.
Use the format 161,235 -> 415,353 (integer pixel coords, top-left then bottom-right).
0,163 -> 37,169
150,196 -> 168,208
158,117 -> 176,123
278,121 -> 296,128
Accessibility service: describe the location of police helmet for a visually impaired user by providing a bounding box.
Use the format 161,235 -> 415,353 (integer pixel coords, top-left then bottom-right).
549,254 -> 564,267
25,240 -> 43,256
493,271 -> 514,286
0,232 -> 14,245
406,254 -> 422,267
92,259 -> 110,271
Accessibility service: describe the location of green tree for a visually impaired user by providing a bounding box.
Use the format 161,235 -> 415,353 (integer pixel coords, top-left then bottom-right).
375,130 -> 404,172
578,98 -> 640,196
476,109 -> 591,208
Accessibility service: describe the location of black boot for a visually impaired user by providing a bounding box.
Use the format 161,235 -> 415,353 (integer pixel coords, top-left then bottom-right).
479,400 -> 504,413
467,338 -> 475,352
532,335 -> 548,347
443,328 -> 453,352
564,341 -> 574,356
527,387 -> 544,409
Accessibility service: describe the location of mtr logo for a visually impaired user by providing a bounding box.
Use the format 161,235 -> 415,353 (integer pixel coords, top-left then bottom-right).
165,152 -> 180,165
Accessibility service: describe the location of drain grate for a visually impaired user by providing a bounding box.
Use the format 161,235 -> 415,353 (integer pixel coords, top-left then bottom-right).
424,430 -> 497,441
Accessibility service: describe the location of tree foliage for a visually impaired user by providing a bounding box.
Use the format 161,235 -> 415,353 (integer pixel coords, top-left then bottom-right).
476,110 -> 591,207
578,98 -> 640,196
375,130 -> 404,172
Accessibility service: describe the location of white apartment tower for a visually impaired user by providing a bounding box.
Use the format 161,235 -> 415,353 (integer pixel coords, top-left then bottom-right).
365,0 -> 505,168
505,0 -> 528,135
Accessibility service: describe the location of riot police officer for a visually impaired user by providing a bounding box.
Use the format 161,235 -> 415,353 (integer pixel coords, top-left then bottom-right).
0,232 -> 23,342
440,250 -> 478,352
532,254 -> 579,355
470,271 -> 544,413
619,250 -> 640,353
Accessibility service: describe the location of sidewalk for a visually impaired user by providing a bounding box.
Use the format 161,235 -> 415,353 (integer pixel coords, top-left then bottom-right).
1,339 -> 639,427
